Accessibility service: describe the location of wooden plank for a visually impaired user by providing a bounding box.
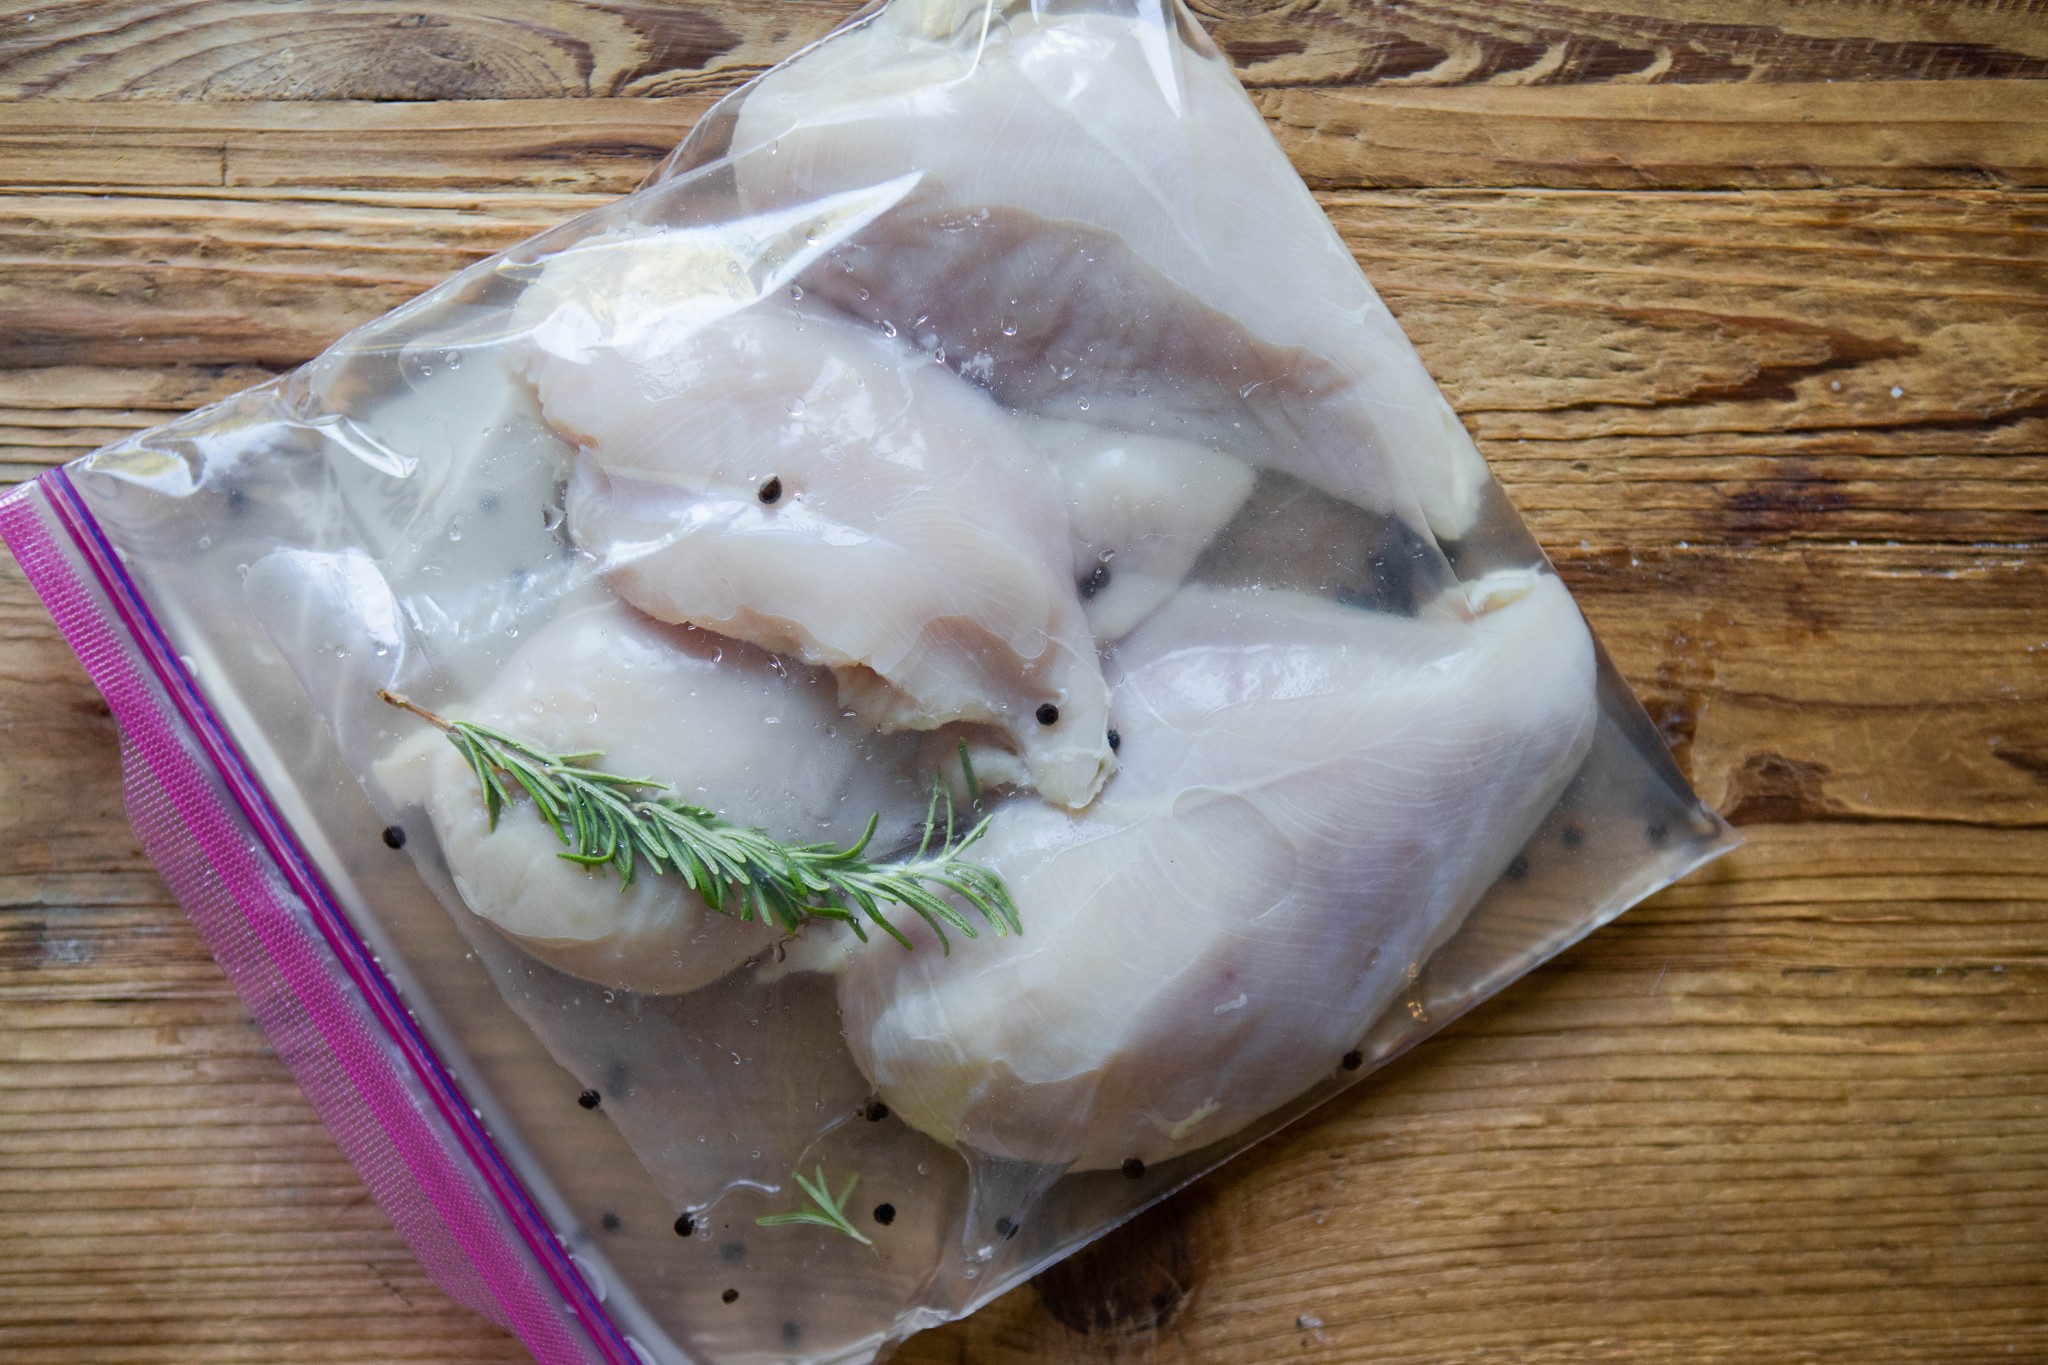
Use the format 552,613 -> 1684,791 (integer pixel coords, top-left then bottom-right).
0,187 -> 583,371
0,100 -> 712,194
4,84 -> 2046,194
11,522 -> 2046,876
1258,80 -> 2048,189
5,186 -> 2043,474
8,0 -> 2048,103
1201,0 -> 2048,87
1562,544 -> 2048,830
0,0 -> 853,102
5,528 -> 2043,881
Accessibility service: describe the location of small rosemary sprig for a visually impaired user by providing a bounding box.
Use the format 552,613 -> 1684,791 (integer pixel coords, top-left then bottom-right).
756,1165 -> 872,1246
378,690 -> 1018,948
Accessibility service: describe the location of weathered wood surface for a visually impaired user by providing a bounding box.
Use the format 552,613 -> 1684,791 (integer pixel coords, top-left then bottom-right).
1,1 -> 2044,1362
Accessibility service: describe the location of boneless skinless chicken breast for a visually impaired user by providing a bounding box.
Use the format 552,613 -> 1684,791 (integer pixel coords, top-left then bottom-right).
836,572 -> 1598,1170
515,237 -> 1117,809
730,3 -> 1494,543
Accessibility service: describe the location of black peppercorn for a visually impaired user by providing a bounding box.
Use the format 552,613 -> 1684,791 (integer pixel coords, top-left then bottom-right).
995,1216 -> 1018,1239
674,1214 -> 695,1237
1079,564 -> 1111,600
873,1203 -> 896,1226
758,476 -> 783,504
577,1089 -> 601,1110
1560,823 -> 1584,850
1341,1050 -> 1364,1072
601,1212 -> 620,1232
722,1288 -> 739,1305
863,1100 -> 889,1122
1503,853 -> 1529,882
381,825 -> 407,850
1107,729 -> 1121,753
1120,1158 -> 1145,1179
1035,703 -> 1060,726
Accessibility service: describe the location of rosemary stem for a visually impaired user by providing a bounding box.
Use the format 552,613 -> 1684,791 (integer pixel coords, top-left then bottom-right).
377,690 -> 454,733
374,687 -> 1020,946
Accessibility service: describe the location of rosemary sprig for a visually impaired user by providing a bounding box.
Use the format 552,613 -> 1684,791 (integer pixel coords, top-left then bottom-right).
756,1166 -> 872,1246
378,690 -> 1018,948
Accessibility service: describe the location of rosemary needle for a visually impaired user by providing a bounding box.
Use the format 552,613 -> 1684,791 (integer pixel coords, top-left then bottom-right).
955,736 -> 983,806
378,690 -> 1018,949
757,1166 -> 873,1246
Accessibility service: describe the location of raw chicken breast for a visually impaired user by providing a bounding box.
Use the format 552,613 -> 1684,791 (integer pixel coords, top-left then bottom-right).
1023,418 -> 1254,640
379,600 -> 929,996
730,3 -> 1492,541
517,243 -> 1116,809
836,572 -> 1598,1168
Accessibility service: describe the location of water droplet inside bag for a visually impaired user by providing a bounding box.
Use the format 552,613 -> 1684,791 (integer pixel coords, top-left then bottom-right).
1000,316 -> 1018,336
881,321 -> 898,339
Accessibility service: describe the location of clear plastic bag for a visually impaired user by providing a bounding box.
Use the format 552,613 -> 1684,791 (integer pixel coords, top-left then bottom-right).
0,2 -> 1737,1362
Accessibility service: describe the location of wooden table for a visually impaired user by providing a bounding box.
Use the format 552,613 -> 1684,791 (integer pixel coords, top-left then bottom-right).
3,3 -> 2045,1361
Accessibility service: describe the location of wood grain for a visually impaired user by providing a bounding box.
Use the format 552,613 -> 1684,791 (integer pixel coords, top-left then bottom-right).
1,1 -> 2044,1362
7,0 -> 2048,101
6,84 -> 2045,194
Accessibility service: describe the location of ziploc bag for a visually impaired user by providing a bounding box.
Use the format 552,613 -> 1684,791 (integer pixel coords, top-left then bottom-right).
0,1 -> 1738,1361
